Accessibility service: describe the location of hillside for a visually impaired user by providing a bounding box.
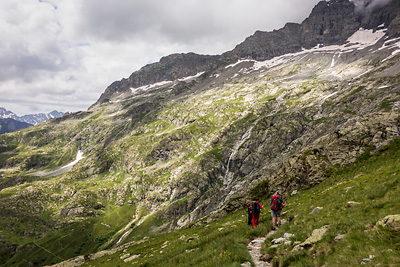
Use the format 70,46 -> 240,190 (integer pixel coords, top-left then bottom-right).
48,137 -> 400,266
0,118 -> 32,134
0,0 -> 399,266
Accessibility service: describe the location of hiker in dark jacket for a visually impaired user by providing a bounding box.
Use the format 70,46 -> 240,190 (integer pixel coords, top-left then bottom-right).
247,203 -> 253,226
270,191 -> 287,230
252,200 -> 263,228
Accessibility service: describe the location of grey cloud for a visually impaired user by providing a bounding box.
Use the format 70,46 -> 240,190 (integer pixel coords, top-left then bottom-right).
352,0 -> 394,15
0,51 -> 68,83
1,0 -> 326,115
76,0 -> 321,49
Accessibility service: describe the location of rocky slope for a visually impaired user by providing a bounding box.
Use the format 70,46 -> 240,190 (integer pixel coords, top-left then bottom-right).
0,0 -> 399,265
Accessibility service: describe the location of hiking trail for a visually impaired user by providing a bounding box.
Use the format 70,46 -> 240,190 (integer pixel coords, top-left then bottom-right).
242,231 -> 275,267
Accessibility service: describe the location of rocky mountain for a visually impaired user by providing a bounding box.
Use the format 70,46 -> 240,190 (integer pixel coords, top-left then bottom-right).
0,107 -> 64,126
95,0 -> 400,103
0,118 -> 32,134
95,53 -> 220,105
228,0 -> 400,61
0,0 -> 399,266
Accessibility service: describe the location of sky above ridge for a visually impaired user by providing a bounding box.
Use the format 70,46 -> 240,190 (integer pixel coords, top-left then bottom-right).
0,0 -> 326,115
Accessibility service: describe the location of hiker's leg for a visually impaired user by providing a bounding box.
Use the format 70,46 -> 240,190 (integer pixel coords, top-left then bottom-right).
271,210 -> 276,226
252,214 -> 256,228
277,210 -> 282,226
255,214 -> 260,226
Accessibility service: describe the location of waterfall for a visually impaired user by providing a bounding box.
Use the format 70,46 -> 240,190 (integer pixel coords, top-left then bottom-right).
223,118 -> 261,186
223,93 -> 285,187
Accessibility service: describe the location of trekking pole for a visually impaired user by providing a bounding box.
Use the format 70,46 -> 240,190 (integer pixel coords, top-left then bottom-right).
284,195 -> 288,222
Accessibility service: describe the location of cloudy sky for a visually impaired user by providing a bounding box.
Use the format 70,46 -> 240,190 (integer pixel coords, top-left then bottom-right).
0,0 -> 323,116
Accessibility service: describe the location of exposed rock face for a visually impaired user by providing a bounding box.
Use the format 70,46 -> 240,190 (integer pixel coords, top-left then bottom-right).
96,53 -> 219,104
301,0 -> 359,46
228,0 -> 400,61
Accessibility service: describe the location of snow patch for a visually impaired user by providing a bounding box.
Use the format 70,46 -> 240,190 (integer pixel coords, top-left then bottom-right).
64,151 -> 84,169
346,28 -> 386,48
131,80 -> 173,93
225,59 -> 254,69
178,71 -> 204,81
129,72 -> 205,93
35,151 -> 84,177
239,27 -> 392,76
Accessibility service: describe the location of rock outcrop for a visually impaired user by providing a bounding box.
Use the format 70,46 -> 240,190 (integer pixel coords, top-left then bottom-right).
227,0 -> 400,61
295,225 -> 330,249
375,214 -> 400,231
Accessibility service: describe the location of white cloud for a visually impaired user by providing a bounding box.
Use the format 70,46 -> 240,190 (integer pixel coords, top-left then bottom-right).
0,0 -> 322,115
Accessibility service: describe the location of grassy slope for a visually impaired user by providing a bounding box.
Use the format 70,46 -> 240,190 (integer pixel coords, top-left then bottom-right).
78,137 -> 400,266
1,51 -> 399,267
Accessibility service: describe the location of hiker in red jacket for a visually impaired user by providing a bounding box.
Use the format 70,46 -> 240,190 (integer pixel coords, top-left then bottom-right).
252,199 -> 263,228
270,191 -> 287,230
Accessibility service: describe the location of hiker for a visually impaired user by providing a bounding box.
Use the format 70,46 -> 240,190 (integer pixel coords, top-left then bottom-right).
270,191 -> 287,230
247,203 -> 253,226
252,199 -> 263,228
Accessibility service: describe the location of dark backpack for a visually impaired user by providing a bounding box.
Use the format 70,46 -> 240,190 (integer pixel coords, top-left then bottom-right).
252,202 -> 260,215
270,195 -> 282,210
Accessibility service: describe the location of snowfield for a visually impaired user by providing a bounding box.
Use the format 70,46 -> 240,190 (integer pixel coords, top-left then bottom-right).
35,150 -> 84,177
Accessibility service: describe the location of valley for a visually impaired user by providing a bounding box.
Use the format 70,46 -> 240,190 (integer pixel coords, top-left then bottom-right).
0,0 -> 399,266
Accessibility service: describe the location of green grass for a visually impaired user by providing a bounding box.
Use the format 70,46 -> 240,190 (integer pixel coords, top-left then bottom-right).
2,204 -> 136,266
68,137 -> 400,267
4,135 -> 398,266
260,138 -> 400,266
1,56 -> 400,267
82,209 -> 272,267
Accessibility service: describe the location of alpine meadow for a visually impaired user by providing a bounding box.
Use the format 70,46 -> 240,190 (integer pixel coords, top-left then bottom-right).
0,0 -> 400,266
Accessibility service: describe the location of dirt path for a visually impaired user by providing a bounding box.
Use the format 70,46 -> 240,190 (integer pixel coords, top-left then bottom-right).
242,231 -> 274,267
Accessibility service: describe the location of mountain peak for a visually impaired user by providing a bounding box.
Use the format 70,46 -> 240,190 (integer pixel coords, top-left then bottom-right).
227,0 -> 399,61
95,52 -> 219,105
93,0 -> 400,105
0,107 -> 65,126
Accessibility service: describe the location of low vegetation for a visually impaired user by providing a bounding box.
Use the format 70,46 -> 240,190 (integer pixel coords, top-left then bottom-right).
65,137 -> 399,266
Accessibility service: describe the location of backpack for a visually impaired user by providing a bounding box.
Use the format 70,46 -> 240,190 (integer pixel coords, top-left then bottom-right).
270,195 -> 282,211
252,202 -> 260,215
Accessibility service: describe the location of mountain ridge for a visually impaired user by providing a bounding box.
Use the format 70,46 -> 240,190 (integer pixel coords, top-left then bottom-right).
0,107 -> 65,126
93,0 -> 400,107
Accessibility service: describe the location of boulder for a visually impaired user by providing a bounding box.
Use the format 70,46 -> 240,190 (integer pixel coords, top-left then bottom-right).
334,234 -> 346,242
347,201 -> 361,207
310,207 -> 323,214
375,215 -> 400,231
300,225 -> 330,247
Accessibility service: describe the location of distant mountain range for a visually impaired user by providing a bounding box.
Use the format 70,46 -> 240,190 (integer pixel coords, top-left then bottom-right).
0,118 -> 32,134
0,107 -> 64,134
